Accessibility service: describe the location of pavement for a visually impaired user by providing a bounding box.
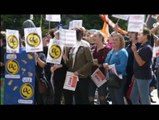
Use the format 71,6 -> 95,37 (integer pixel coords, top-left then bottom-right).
94,89 -> 159,105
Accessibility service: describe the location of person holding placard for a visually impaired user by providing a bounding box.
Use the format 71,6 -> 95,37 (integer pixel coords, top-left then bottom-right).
34,52 -> 49,104
50,31 -> 68,104
0,32 -> 6,79
88,31 -> 111,105
130,28 -> 153,104
104,33 -> 128,105
64,27 -> 93,104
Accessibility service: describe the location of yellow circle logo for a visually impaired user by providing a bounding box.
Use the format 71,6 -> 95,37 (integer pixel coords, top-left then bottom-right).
49,45 -> 61,59
20,83 -> 33,99
6,60 -> 19,74
7,35 -> 18,49
27,33 -> 41,47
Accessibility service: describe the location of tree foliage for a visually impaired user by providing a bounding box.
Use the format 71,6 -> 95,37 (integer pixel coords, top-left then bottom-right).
1,14 -> 128,36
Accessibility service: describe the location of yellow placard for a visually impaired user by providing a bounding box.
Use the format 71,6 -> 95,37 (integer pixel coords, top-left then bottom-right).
26,33 -> 41,47
7,35 -> 18,49
6,60 -> 19,74
49,44 -> 61,59
20,83 -> 33,99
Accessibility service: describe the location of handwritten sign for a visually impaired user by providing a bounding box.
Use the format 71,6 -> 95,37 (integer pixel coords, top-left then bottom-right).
46,15 -> 61,22
69,20 -> 83,30
128,15 -> 145,32
59,29 -> 77,47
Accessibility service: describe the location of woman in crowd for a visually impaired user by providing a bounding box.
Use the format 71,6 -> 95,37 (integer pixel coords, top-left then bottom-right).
104,33 -> 128,104
130,28 -> 153,104
50,30 -> 68,104
88,31 -> 111,104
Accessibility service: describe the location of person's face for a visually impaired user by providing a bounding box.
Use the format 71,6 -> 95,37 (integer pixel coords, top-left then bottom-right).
137,32 -> 146,43
47,34 -> 51,40
128,32 -> 137,43
111,36 -> 121,49
55,33 -> 59,40
93,34 -> 100,44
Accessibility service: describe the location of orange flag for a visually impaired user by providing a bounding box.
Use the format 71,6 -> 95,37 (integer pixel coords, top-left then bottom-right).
101,21 -> 110,40
100,14 -> 128,35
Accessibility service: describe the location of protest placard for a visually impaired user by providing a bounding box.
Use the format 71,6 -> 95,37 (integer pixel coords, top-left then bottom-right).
91,68 -> 107,87
46,15 -> 61,22
63,72 -> 78,91
46,39 -> 63,64
128,15 -> 145,32
59,29 -> 77,47
69,20 -> 83,29
112,15 -> 129,20
24,27 -> 43,52
6,29 -> 19,53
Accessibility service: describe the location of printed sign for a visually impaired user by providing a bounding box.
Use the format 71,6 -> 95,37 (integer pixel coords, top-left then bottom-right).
91,68 -> 107,87
4,48 -> 35,104
6,29 -> 19,53
63,71 -> 79,91
24,27 -> 43,52
46,39 -> 64,64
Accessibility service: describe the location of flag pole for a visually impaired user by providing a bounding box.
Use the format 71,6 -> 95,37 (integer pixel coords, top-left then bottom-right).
116,18 -> 120,25
49,21 -> 50,30
40,15 -> 43,27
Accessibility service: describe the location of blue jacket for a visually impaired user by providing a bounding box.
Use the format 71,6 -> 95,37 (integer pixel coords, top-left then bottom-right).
104,48 -> 128,76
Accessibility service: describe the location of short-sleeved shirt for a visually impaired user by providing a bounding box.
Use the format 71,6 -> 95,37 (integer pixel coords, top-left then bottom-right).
133,42 -> 153,80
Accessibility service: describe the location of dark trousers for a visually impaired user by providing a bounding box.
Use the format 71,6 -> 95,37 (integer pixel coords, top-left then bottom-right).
63,77 -> 89,104
74,78 -> 89,104
54,78 -> 65,104
109,76 -> 126,105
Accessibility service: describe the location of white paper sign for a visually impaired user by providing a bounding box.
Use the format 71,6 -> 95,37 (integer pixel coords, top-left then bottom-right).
46,39 -> 64,64
112,15 -> 129,20
153,46 -> 159,58
91,68 -> 107,87
46,14 -> 61,22
6,29 -> 19,53
63,71 -> 79,91
24,27 -> 43,53
59,29 -> 77,47
109,64 -> 123,79
128,15 -> 145,32
69,20 -> 83,30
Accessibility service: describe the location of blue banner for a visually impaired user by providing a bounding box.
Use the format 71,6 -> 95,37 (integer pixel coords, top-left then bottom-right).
4,48 -> 35,104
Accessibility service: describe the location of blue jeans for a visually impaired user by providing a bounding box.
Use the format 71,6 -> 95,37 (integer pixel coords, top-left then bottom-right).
130,78 -> 151,105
